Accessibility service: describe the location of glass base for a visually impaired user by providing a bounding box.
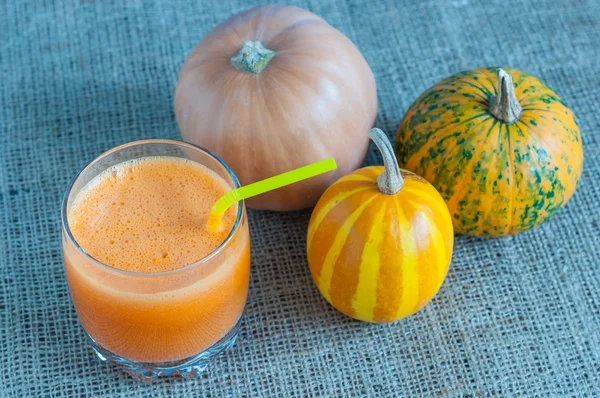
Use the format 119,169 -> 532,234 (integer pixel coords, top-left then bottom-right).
86,316 -> 242,382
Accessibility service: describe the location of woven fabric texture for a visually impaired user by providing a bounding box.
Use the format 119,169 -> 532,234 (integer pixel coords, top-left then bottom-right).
1,0 -> 599,396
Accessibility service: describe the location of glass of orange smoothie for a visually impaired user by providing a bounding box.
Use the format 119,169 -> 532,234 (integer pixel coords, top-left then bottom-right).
61,140 -> 250,382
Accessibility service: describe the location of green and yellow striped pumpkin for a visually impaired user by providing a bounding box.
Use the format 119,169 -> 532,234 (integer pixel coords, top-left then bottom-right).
307,129 -> 454,323
396,67 -> 583,236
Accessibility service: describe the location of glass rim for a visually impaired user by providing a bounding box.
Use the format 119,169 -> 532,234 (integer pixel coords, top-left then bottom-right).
61,139 -> 245,278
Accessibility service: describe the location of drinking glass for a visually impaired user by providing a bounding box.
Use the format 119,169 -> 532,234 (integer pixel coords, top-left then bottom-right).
61,140 -> 250,382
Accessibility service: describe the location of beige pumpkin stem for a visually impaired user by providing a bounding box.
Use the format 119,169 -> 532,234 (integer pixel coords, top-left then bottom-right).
230,41 -> 276,74
489,68 -> 522,123
368,128 -> 404,195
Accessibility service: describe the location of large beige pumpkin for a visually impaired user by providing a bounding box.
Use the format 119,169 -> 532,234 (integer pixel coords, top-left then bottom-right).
174,5 -> 377,211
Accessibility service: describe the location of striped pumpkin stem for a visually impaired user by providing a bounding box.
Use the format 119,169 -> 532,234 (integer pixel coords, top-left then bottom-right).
368,128 -> 404,194
489,68 -> 522,124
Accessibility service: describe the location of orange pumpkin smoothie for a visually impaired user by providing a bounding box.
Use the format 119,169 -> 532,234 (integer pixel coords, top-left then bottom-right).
63,150 -> 250,364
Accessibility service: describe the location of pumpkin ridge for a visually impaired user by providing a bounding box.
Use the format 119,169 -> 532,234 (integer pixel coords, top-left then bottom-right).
482,75 -> 500,96
371,195 -> 405,322
329,198 -> 384,319
527,108 -> 577,139
269,16 -> 325,44
445,119 -> 499,228
351,200 -> 388,321
390,194 -> 420,320
254,5 -> 279,42
319,181 -> 376,196
468,67 -> 498,86
353,166 -> 381,179
404,200 -> 447,310
472,120 -> 504,234
275,51 -> 372,136
460,69 -> 497,93
336,174 -> 374,183
521,107 -> 562,113
401,112 -> 490,169
521,107 -> 574,126
438,117 -> 498,197
401,170 -> 427,182
516,119 -> 561,157
268,65 -> 359,161
460,81 -> 493,101
503,122 -> 517,235
514,121 -> 568,231
517,92 -> 559,108
425,217 -> 450,299
435,76 -> 494,100
260,73 -> 333,164
425,184 -> 454,261
400,187 -> 449,220
250,6 -> 325,45
513,119 -> 531,143
307,186 -> 373,244
511,121 -> 533,234
316,195 -> 377,302
317,180 -> 374,195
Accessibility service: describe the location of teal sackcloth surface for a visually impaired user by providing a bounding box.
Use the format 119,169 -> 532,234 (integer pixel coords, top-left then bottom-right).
1,0 -> 599,396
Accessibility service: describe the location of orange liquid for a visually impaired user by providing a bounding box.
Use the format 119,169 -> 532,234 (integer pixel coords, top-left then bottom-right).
63,157 -> 250,363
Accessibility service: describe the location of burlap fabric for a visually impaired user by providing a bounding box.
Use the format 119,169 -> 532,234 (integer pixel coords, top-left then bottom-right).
1,0 -> 599,396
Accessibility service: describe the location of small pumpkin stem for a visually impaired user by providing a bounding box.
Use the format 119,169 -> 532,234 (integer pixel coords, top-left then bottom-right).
489,68 -> 522,123
368,128 -> 404,195
230,41 -> 276,74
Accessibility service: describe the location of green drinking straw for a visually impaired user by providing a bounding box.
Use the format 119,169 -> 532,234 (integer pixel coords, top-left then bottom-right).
207,158 -> 337,232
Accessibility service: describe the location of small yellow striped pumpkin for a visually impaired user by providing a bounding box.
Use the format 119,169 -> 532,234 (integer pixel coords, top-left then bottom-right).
307,129 -> 454,323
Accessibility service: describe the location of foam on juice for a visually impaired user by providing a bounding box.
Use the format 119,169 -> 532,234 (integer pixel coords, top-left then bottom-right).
68,156 -> 237,273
